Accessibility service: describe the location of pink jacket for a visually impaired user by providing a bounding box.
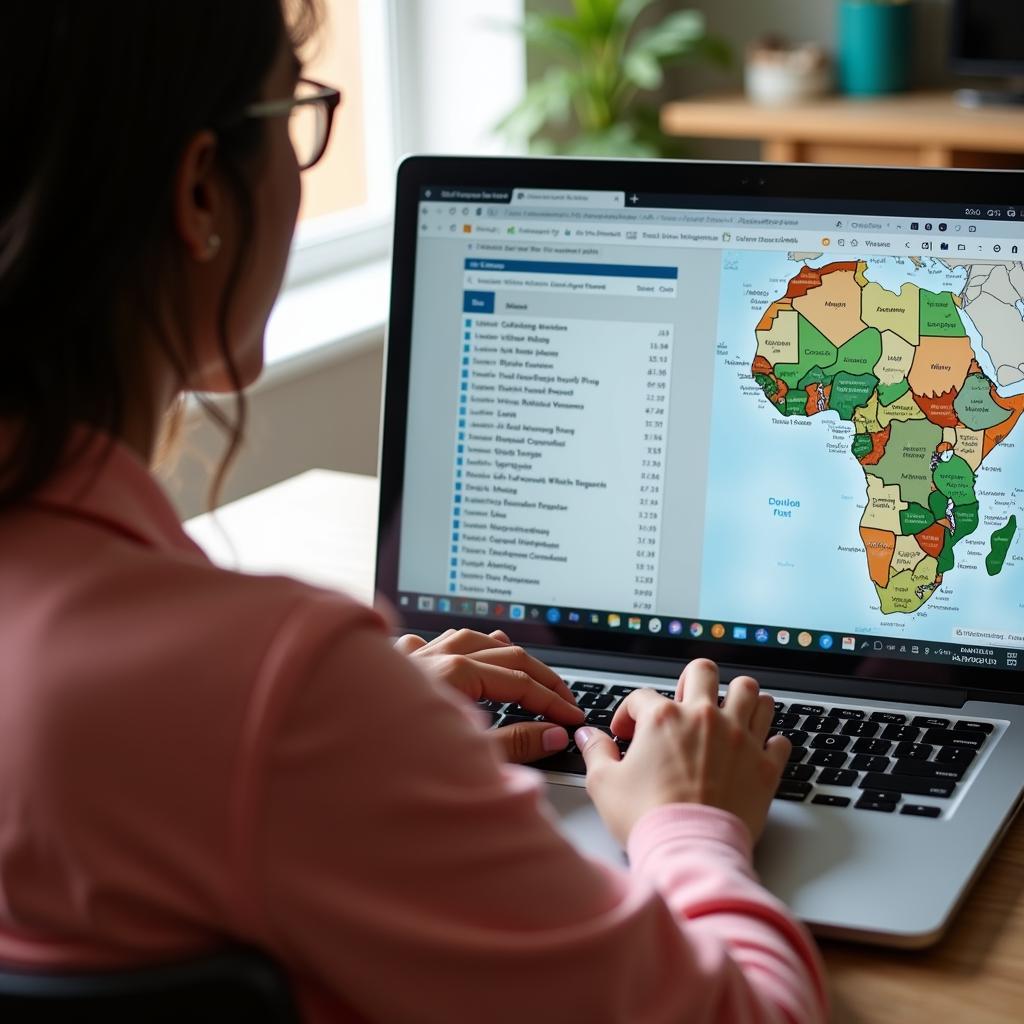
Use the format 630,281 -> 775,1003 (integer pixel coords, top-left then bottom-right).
0,436 -> 827,1023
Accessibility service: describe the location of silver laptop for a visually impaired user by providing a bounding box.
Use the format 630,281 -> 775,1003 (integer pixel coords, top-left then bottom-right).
376,155 -> 1024,947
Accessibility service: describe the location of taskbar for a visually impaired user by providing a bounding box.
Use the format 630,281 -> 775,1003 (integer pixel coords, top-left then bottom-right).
398,593 -> 1022,672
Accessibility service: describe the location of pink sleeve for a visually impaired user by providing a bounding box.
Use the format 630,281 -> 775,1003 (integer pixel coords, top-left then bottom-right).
241,618 -> 828,1024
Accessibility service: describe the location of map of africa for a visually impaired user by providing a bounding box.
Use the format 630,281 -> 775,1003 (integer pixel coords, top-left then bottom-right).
751,258 -> 1024,616
699,252 -> 1024,648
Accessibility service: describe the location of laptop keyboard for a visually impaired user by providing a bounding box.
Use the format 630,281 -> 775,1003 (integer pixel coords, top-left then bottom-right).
482,679 -> 997,820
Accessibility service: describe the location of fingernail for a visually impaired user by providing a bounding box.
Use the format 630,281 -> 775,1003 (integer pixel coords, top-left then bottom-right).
574,727 -> 594,749
542,726 -> 569,752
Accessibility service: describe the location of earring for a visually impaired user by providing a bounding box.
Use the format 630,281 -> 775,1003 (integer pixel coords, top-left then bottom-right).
206,233 -> 222,259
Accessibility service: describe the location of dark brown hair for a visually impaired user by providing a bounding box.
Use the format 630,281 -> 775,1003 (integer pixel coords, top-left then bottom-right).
0,0 -> 320,508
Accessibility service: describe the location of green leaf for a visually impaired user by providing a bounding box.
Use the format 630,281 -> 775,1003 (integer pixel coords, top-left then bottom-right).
494,68 -> 575,141
629,10 -> 706,60
622,48 -> 663,90
615,0 -> 659,29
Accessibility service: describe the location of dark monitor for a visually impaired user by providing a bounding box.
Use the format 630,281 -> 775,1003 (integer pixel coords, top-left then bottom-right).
951,0 -> 1024,78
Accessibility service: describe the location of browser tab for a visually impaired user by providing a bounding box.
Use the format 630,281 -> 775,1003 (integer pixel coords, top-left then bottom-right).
510,188 -> 625,208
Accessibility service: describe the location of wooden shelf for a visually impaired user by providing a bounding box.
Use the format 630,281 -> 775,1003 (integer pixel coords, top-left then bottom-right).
661,91 -> 1024,168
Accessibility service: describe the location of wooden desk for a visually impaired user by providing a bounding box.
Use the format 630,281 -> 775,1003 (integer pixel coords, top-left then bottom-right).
660,91 -> 1024,169
186,469 -> 1024,1023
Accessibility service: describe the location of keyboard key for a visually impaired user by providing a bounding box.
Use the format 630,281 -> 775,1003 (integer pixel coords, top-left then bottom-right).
497,712 -> 539,726
893,742 -> 933,761
773,701 -> 788,713
911,716 -> 950,729
609,685 -> 635,697
901,805 -> 942,818
802,716 -> 839,733
880,724 -> 921,742
860,773 -> 956,798
869,711 -> 907,724
790,704 -> 825,716
893,758 -> 966,781
841,720 -> 880,738
953,720 -> 995,735
810,734 -> 851,751
856,795 -> 897,812
860,789 -> 899,803
477,699 -> 505,711
934,746 -> 977,767
852,737 -> 891,756
585,709 -> 614,727
775,781 -> 812,801
774,729 -> 809,746
813,794 -> 851,807
578,692 -> 615,710
817,768 -> 857,787
850,754 -> 891,772
782,763 -> 815,782
809,749 -> 849,768
571,681 -> 606,693
826,707 -> 866,720
772,713 -> 801,729
788,746 -> 808,764
922,728 -> 985,749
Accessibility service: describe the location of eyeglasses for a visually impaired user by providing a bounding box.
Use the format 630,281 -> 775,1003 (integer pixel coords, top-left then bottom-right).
242,77 -> 342,171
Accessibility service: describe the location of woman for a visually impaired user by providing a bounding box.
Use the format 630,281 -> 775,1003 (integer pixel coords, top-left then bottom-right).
0,3 -> 827,1022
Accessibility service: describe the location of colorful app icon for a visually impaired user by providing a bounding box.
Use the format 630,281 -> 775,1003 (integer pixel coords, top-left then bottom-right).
545,607 -> 561,624
776,629 -> 791,645
710,623 -> 726,639
628,616 -> 642,631
494,604 -> 506,617
688,621 -> 703,637
754,627 -> 769,643
509,604 -> 525,620
417,595 -> 435,611
732,625 -> 748,640
568,611 -> 581,623
590,612 -> 601,624
399,595 -> 410,606
459,600 -> 474,614
842,636 -> 856,651
648,617 -> 662,634
608,613 -> 621,628
475,601 -> 489,615
668,620 -> 684,635
797,631 -> 813,647
819,634 -> 834,650
438,598 -> 451,613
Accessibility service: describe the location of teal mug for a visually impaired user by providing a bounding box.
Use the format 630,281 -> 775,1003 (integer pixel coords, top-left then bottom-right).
838,0 -> 911,96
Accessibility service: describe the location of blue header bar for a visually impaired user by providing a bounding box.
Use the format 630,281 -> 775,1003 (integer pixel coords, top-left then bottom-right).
465,259 -> 677,280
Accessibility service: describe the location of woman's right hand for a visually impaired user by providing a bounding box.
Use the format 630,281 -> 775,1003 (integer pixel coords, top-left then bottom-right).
576,658 -> 791,846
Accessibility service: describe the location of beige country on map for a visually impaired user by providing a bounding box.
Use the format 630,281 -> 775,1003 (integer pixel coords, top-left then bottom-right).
862,475 -> 906,533
755,307 -> 799,364
862,281 -> 919,345
793,267 -> 866,345
873,330 -> 916,388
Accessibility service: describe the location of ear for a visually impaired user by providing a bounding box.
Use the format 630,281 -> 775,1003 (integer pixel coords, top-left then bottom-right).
173,130 -> 224,262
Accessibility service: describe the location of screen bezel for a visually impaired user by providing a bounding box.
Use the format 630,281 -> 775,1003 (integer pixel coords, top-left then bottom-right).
377,154 -> 1024,700
950,0 -> 1024,78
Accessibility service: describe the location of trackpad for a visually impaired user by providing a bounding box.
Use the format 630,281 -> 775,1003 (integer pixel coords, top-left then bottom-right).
545,780 -> 628,866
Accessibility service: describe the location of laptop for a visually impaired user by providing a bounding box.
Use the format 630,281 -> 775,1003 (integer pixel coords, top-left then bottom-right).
375,155 -> 1024,948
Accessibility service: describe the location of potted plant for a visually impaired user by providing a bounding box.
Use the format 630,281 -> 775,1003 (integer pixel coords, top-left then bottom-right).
497,0 -> 730,158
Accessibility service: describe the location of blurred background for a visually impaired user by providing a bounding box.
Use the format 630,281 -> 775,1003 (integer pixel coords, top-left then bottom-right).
165,0 -> 1024,517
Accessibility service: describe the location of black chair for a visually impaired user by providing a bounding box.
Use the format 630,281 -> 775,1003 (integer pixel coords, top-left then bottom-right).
0,946 -> 301,1023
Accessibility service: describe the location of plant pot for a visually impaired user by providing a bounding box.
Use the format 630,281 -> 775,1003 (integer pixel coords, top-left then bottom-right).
838,0 -> 911,96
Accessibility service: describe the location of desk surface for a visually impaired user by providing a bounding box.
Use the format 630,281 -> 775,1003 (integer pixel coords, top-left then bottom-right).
186,470 -> 1024,1023
661,91 -> 1024,152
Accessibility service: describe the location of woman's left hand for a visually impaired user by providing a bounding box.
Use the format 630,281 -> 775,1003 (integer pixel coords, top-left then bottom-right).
394,628 -> 584,764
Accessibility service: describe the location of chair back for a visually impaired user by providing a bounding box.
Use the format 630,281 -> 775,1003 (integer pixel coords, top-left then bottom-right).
0,946 -> 300,1023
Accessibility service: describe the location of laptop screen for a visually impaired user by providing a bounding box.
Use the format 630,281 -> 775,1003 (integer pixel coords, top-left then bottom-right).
379,158 -> 1024,692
